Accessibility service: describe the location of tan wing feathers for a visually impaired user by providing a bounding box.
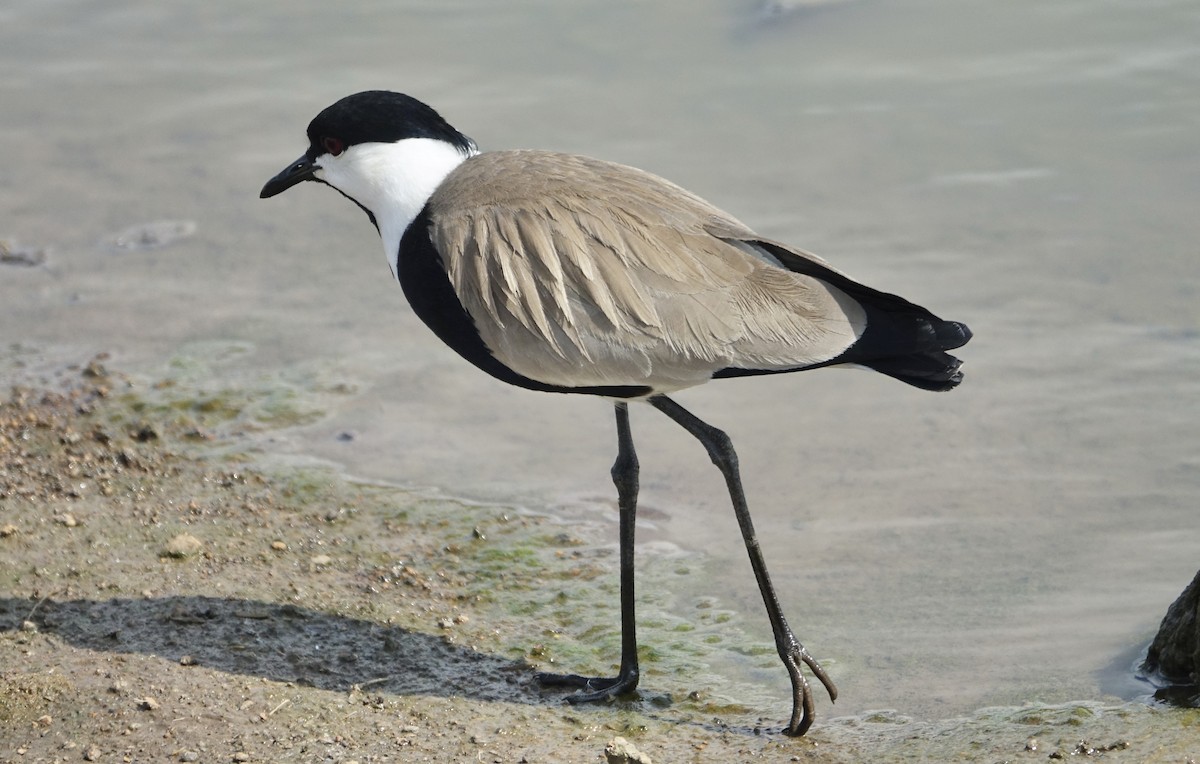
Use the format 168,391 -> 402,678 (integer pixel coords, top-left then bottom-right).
515,209 -> 572,325
427,150 -> 864,391
465,217 -> 500,323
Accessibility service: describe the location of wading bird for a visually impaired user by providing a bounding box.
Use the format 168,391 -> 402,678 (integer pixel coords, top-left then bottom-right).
260,90 -> 971,735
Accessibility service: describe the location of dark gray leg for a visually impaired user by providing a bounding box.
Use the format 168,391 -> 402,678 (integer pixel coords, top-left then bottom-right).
535,401 -> 640,700
649,395 -> 836,736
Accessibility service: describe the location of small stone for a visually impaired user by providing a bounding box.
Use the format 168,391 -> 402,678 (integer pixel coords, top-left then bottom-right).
132,423 -> 159,442
56,513 -> 78,528
0,524 -> 17,537
84,746 -> 101,761
137,696 -> 160,711
163,533 -> 202,558
20,620 -> 37,633
232,753 -> 250,762
270,541 -> 287,551
179,655 -> 196,666
35,714 -> 52,726
324,507 -> 348,523
82,356 -> 109,378
0,239 -> 48,267
109,219 -> 197,252
605,736 -> 653,764
179,752 -> 200,762
1025,737 -> 1038,751
310,554 -> 332,568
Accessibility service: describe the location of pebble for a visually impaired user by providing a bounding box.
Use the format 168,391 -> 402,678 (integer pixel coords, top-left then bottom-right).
164,533 -> 203,558
55,513 -> 78,528
0,239 -> 48,266
109,220 -> 197,252
605,737 -> 653,764
132,423 -> 160,442
83,746 -> 101,762
0,524 -> 17,537
310,554 -> 333,568
271,541 -> 287,551
137,697 -> 160,711
179,752 -> 200,762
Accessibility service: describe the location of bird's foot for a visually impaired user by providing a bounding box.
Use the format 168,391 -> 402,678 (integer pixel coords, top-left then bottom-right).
534,667 -> 640,703
781,640 -> 838,737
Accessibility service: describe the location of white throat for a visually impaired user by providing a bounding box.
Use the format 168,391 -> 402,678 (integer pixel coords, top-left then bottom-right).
316,137 -> 474,278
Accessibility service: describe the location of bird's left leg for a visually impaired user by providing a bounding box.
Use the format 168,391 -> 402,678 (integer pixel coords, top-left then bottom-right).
535,401 -> 641,701
649,395 -> 837,736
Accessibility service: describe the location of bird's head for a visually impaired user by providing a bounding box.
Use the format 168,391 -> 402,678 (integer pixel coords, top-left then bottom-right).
260,90 -> 477,226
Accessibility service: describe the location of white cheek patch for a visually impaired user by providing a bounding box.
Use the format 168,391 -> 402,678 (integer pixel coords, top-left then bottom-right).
317,138 -> 474,278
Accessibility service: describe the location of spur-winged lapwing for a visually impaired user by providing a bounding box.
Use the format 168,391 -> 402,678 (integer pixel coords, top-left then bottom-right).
261,90 -> 971,736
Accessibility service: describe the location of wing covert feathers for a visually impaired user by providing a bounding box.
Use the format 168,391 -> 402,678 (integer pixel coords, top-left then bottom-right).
425,151 -> 873,391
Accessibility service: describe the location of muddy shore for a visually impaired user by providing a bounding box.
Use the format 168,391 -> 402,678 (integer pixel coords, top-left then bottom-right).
1,360 -> 1196,763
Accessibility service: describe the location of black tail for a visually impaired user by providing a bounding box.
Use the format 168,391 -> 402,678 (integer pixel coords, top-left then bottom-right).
747,239 -> 973,392
855,310 -> 971,392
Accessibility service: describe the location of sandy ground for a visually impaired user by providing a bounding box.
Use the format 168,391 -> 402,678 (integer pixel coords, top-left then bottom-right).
2,360 -> 1197,763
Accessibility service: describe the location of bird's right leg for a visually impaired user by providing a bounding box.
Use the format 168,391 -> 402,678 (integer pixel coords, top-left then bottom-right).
534,401 -> 641,701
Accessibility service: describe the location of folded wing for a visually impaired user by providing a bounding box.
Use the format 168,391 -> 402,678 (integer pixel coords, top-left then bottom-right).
427,151 -> 869,392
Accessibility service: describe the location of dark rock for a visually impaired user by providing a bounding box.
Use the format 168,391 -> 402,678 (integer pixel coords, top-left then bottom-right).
1139,568 -> 1200,706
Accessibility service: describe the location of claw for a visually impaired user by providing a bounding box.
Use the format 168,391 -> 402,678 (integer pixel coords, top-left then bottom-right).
535,669 -> 639,703
782,643 -> 837,737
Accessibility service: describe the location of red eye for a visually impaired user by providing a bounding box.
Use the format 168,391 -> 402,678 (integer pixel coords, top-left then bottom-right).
322,136 -> 344,156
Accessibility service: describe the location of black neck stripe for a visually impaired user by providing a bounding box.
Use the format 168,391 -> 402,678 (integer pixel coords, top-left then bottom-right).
396,208 -> 651,399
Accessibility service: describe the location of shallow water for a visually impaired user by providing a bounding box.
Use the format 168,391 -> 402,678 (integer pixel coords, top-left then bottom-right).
3,0 -> 1198,721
